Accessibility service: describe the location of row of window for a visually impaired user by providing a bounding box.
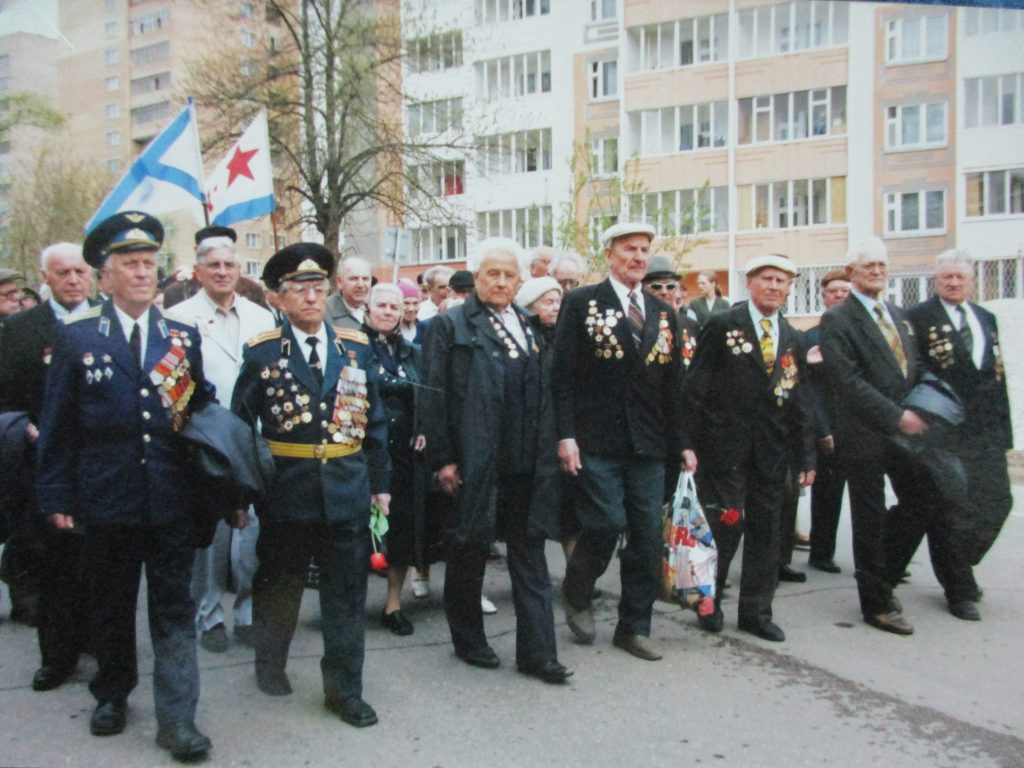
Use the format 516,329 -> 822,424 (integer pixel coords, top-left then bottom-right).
476,205 -> 554,248
407,98 -> 463,136
627,187 -> 729,235
475,50 -> 551,102
131,71 -> 171,97
884,14 -> 946,65
409,159 -> 466,198
966,168 -> 1024,218
407,31 -> 463,74
964,7 -> 1024,36
132,9 -> 169,36
476,129 -> 553,176
738,87 -> 846,145
965,73 -> 1024,129
131,41 -> 170,66
628,101 -> 729,157
474,0 -> 549,26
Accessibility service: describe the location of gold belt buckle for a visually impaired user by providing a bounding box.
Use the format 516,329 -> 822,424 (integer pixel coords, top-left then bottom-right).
314,444 -> 326,460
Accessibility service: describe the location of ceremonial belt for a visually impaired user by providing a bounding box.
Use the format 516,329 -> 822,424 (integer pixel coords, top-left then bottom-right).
265,439 -> 361,461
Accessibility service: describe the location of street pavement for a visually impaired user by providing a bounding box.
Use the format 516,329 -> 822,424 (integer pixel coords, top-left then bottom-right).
1,488 -> 1022,768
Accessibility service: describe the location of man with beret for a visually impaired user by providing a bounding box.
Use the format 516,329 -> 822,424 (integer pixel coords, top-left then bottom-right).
34,211 -> 220,761
0,267 -> 23,324
0,242 -> 94,689
162,226 -> 269,310
326,255 -> 373,330
232,243 -> 391,727
166,232 -> 276,652
552,222 -> 695,661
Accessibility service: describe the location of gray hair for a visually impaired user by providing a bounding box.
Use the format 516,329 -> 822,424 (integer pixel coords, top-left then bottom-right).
40,242 -> 85,271
422,264 -> 454,288
550,251 -> 584,276
338,255 -> 371,277
196,236 -> 237,262
846,236 -> 888,265
467,237 -> 529,277
369,282 -> 403,305
935,249 -> 973,275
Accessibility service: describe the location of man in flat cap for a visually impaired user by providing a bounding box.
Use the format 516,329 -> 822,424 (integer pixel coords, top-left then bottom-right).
684,254 -> 815,642
232,243 -> 390,727
34,211 -> 220,761
552,222 -> 695,661
165,231 -> 276,653
0,242 -> 94,690
0,267 -> 23,324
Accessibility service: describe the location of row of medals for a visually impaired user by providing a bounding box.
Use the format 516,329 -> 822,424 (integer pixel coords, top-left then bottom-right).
488,314 -> 528,359
261,359 -> 313,433
586,301 -> 625,360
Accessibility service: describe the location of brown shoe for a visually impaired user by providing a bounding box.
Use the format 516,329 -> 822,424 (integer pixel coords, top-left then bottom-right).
865,611 -> 914,635
612,633 -> 662,661
564,602 -> 595,644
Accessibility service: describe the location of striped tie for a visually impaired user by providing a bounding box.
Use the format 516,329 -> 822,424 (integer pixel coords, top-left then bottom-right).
873,302 -> 908,376
627,290 -> 644,347
759,317 -> 775,374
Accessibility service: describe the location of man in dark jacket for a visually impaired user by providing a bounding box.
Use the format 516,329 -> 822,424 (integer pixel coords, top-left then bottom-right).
232,244 -> 391,726
902,250 -> 1013,621
0,242 -> 94,690
552,222 -> 694,662
421,237 -> 569,683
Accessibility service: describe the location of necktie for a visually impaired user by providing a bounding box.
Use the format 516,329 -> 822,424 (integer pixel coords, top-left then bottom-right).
129,322 -> 142,370
306,337 -> 323,387
873,302 -> 907,376
956,305 -> 974,359
627,291 -> 644,347
759,317 -> 775,374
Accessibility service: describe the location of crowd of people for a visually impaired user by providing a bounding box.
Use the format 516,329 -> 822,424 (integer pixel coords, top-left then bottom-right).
0,213 -> 1013,762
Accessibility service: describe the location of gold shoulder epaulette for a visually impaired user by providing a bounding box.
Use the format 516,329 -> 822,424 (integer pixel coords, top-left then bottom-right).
246,328 -> 282,347
64,305 -> 102,324
334,327 -> 369,345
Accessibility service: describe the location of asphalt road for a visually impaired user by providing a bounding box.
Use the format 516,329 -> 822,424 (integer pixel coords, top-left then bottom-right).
1,488 -> 1022,768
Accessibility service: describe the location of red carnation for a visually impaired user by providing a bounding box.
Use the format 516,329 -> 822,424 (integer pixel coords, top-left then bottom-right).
720,508 -> 741,527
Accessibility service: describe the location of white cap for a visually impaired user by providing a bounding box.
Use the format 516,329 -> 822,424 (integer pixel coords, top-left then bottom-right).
601,221 -> 656,250
516,276 -> 562,309
744,254 -> 799,277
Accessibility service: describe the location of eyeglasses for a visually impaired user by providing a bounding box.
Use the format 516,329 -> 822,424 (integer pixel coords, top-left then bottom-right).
558,279 -> 580,290
647,282 -> 679,291
0,288 -> 21,300
282,283 -> 328,296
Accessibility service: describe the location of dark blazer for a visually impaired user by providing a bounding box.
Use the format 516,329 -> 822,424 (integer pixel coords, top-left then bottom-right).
420,293 -> 560,543
684,301 -> 815,480
906,296 -> 1012,451
231,321 -> 390,527
801,324 -> 832,440
691,295 -> 731,327
325,294 -> 364,331
820,294 -> 919,454
551,279 -> 688,461
35,301 -> 215,526
0,302 -> 60,420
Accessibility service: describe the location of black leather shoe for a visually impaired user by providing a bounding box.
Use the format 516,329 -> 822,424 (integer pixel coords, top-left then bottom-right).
326,696 -> 378,727
778,565 -> 807,583
865,611 -> 914,635
949,601 -> 981,621
698,605 -> 724,633
809,559 -> 841,574
200,624 -> 229,653
455,645 -> 500,669
738,619 -> 786,642
518,660 -> 573,684
90,699 -> 127,736
380,609 -> 414,636
32,664 -> 73,692
156,721 -> 211,761
256,668 -> 292,696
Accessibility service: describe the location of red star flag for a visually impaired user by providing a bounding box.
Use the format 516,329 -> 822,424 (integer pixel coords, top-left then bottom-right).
205,110 -> 275,227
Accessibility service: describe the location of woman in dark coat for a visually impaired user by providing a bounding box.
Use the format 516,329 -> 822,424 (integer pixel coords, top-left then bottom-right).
364,283 -> 427,636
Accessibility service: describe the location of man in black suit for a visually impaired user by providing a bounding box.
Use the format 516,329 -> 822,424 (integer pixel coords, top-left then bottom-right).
685,254 -> 815,642
820,237 -> 931,636
902,250 -> 1013,621
0,242 -> 94,690
552,222 -> 695,662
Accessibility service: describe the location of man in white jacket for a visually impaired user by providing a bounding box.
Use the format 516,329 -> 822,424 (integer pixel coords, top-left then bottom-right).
167,227 -> 275,652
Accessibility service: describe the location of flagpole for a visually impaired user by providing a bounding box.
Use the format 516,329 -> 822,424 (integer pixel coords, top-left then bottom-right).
188,96 -> 210,227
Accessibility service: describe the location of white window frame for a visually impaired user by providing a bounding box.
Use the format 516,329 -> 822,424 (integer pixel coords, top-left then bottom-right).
885,14 -> 947,66
104,21 -> 117,38
105,76 -> 119,92
738,177 -> 844,231
965,168 -> 1024,218
106,103 -> 120,119
589,59 -> 617,101
475,0 -> 550,25
964,73 -> 1023,129
964,8 -> 1024,37
411,224 -> 466,264
590,136 -> 618,177
476,51 -> 551,102
736,1 -> 849,60
884,189 -> 946,236
105,49 -> 119,65
884,101 -> 947,151
476,206 -> 554,248
590,0 -> 615,22
245,233 -> 261,249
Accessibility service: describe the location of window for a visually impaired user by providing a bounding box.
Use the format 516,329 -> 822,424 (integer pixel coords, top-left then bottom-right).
628,100 -> 728,156
628,186 -> 729,234
245,233 -> 261,249
105,21 -> 118,38
627,13 -> 727,72
106,158 -> 122,173
131,9 -> 170,35
131,41 -> 170,66
412,224 -> 466,263
736,2 -> 848,60
591,0 -> 615,22
408,31 -> 463,74
884,189 -> 945,234
407,98 -> 463,136
105,49 -> 119,65
589,60 -> 617,100
885,102 -> 947,150
245,260 -> 261,277
590,136 -> 618,177
738,86 -> 846,144
239,2 -> 256,19
737,177 -> 846,230
106,131 -> 120,147
477,129 -> 552,175
964,8 -> 1024,36
965,168 -> 1024,217
131,101 -> 170,125
106,76 -> 119,92
475,51 -> 551,101
131,71 -> 171,96
476,206 -> 553,248
106,103 -> 120,119
885,14 -> 947,65
475,0 -> 549,24
240,30 -> 256,48
964,73 -> 1024,128
410,159 -> 465,197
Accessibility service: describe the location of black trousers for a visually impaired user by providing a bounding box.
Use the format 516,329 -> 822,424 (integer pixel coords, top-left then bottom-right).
253,521 -> 369,701
698,465 -> 785,625
778,470 -> 800,566
809,447 -> 846,564
37,527 -> 89,671
86,524 -> 199,730
444,474 -> 557,668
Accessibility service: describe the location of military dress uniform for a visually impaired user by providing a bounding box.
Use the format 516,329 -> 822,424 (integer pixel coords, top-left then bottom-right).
232,318 -> 390,707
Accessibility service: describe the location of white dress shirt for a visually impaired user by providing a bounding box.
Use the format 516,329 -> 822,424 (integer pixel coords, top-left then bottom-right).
608,276 -> 644,320
113,302 -> 150,364
941,299 -> 985,368
290,322 -> 329,366
747,302 -> 779,349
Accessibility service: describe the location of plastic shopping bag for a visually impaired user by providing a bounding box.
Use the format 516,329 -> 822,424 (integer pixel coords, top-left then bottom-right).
660,472 -> 717,616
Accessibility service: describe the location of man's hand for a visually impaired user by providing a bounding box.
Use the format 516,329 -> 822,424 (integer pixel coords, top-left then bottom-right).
372,493 -> 392,516
558,439 -> 582,476
413,435 -> 426,452
798,470 -> 816,488
47,513 -> 74,530
680,449 -> 698,474
806,345 -> 823,365
898,409 -> 928,436
817,435 -> 835,455
437,464 -> 461,496
229,508 -> 250,529
26,423 -> 39,442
